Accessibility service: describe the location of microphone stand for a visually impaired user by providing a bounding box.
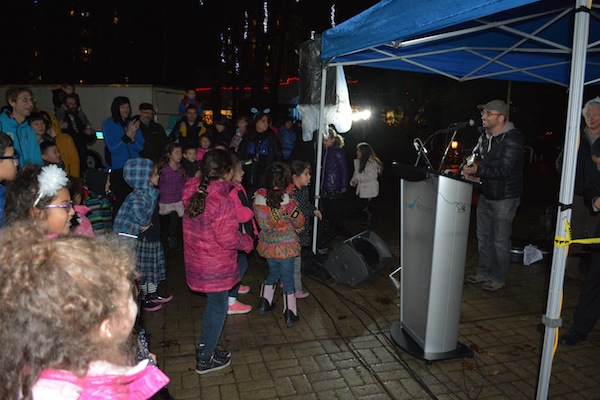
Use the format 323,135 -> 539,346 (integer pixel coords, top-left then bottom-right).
413,138 -> 434,171
438,129 -> 458,172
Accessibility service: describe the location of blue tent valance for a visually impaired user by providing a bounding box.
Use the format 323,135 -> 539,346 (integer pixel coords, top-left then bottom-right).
322,0 -> 600,86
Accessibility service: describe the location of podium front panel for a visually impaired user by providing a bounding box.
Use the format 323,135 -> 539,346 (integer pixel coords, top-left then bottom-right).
400,178 -> 437,347
400,173 -> 472,354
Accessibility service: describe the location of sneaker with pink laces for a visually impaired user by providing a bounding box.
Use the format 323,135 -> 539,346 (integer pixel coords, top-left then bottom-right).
238,285 -> 250,294
295,290 -> 310,299
227,300 -> 252,315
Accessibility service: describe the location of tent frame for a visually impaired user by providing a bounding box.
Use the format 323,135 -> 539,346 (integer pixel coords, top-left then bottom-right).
313,1 -> 593,398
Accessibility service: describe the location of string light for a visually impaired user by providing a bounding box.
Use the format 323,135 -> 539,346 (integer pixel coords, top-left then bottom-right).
263,1 -> 268,33
243,11 -> 249,40
220,32 -> 226,64
330,4 -> 336,27
234,46 -> 240,75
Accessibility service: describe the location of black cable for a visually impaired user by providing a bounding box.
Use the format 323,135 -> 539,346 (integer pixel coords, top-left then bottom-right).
304,273 -> 493,400
304,277 -> 439,399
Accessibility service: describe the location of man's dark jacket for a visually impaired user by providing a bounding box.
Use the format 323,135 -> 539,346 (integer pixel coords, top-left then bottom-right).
138,119 -> 169,163
475,122 -> 524,200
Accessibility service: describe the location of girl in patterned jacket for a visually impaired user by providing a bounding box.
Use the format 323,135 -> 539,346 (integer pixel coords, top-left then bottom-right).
254,162 -> 305,328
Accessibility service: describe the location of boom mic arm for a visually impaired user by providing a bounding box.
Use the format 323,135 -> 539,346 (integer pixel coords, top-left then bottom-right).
434,119 -> 475,135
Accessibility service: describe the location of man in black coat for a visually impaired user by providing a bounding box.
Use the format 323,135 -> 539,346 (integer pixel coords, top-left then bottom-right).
137,103 -> 169,163
560,116 -> 600,346
462,99 -> 524,291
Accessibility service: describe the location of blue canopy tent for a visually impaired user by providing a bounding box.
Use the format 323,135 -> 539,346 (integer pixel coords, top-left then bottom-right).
314,1 -> 600,398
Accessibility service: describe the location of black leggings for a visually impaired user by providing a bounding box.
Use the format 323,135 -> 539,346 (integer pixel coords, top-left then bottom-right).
166,211 -> 181,239
110,169 -> 132,217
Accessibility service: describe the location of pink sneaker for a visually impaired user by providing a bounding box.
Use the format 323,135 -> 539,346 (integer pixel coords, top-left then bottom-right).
238,285 -> 250,294
227,300 -> 252,315
295,290 -> 310,299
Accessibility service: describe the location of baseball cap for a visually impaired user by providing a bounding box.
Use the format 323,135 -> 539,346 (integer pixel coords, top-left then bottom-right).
477,99 -> 508,116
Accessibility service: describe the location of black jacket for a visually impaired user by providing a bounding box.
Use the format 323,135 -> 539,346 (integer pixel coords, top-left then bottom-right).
138,119 -> 169,163
170,117 -> 205,149
475,123 -> 524,200
238,128 -> 282,190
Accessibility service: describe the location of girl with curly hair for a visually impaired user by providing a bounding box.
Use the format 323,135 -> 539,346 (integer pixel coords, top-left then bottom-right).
254,162 -> 305,328
0,222 -> 169,399
182,149 -> 254,374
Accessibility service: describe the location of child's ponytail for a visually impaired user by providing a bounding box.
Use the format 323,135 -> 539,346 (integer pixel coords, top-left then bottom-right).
264,162 -> 292,209
185,149 -> 233,218
186,176 -> 210,218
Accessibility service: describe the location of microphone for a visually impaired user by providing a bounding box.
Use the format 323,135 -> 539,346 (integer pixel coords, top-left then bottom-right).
413,138 -> 427,153
435,119 -> 475,135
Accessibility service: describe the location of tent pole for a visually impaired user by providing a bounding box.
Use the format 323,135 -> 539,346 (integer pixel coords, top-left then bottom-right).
506,80 -> 512,120
311,64 -> 329,255
536,1 -> 590,398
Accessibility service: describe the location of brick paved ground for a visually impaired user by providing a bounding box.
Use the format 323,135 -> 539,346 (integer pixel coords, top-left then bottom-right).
143,165 -> 600,399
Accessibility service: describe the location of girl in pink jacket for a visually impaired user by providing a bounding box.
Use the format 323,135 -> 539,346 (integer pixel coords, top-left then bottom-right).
182,149 -> 253,375
227,155 -> 259,315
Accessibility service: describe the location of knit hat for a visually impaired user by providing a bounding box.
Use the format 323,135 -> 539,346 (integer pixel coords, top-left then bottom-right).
139,103 -> 155,112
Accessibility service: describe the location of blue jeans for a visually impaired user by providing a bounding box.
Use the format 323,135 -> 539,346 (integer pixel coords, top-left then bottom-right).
265,258 -> 295,294
476,195 -> 520,284
199,290 -> 228,355
229,252 -> 248,298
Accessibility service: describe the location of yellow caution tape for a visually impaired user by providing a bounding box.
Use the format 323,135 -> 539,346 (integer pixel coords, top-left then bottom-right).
555,219 -> 600,247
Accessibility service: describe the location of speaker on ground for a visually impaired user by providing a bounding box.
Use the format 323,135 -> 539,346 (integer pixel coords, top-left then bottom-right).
324,230 -> 392,287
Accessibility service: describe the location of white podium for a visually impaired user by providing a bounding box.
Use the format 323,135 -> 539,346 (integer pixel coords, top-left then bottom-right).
391,164 -> 474,361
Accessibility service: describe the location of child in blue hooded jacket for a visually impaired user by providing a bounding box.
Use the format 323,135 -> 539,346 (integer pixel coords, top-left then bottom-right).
114,158 -> 172,311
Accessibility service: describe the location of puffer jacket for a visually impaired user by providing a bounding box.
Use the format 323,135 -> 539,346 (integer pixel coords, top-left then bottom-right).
321,144 -> 348,196
351,158 -> 380,199
253,185 -> 305,259
182,178 -> 253,293
475,122 -> 524,200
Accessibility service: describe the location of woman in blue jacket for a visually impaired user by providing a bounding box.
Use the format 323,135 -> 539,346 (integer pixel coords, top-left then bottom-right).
102,96 -> 145,215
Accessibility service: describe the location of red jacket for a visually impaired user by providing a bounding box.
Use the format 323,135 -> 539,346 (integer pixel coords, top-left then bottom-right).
182,178 -> 253,293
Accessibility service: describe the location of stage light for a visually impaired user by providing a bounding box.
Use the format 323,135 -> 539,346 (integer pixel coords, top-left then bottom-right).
352,109 -> 371,121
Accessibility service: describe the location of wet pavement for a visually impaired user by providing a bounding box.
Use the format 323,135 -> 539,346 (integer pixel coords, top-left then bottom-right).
143,163 -> 600,399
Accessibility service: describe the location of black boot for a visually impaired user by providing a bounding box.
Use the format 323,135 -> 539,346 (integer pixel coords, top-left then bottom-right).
283,292 -> 300,328
258,283 -> 276,315
361,208 -> 375,228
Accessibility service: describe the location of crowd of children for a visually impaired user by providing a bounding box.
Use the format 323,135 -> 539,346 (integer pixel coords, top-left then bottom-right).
0,85 -> 385,392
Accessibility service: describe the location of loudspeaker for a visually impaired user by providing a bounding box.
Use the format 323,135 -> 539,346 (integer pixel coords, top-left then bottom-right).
304,253 -> 331,282
325,230 -> 392,287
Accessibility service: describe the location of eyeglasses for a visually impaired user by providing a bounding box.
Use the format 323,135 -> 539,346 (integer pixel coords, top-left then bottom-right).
0,154 -> 19,162
16,96 -> 35,104
44,201 -> 74,212
481,110 -> 501,117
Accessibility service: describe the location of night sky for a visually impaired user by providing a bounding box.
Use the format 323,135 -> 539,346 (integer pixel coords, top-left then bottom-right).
2,0 -> 580,153
5,0 -> 379,87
